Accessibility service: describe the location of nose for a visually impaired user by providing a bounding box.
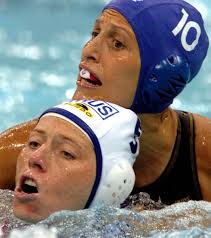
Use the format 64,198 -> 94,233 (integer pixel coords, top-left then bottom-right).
82,35 -> 102,63
28,145 -> 48,172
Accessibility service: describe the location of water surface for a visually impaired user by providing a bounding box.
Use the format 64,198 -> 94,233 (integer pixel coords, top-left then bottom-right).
1,190 -> 211,238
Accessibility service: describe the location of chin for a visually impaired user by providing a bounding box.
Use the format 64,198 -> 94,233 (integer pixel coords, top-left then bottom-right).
13,204 -> 46,224
13,211 -> 42,224
73,90 -> 99,101
72,89 -> 86,100
72,90 -> 83,100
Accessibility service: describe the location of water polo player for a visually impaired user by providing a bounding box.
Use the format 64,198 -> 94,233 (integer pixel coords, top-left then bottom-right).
13,100 -> 141,223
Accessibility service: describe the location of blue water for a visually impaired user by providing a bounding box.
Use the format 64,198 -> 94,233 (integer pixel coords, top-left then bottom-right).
0,0 -> 210,132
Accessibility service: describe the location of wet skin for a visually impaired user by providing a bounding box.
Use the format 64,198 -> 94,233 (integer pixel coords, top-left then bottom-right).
13,116 -> 96,223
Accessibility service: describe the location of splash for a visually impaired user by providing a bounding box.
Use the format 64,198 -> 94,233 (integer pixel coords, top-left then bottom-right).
0,190 -> 211,238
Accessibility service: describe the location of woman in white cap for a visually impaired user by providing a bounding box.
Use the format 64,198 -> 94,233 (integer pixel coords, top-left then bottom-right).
13,100 -> 141,223
1,0 -> 211,204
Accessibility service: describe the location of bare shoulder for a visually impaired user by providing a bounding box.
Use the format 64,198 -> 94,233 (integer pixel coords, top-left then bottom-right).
0,119 -> 38,189
193,113 -> 211,160
1,119 -> 38,138
193,113 -> 211,200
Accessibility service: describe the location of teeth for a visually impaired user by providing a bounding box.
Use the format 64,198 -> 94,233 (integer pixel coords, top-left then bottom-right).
24,179 -> 37,188
80,68 -> 90,80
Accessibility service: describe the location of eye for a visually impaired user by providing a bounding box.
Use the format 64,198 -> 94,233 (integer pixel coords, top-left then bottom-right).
62,151 -> 75,160
113,40 -> 125,49
28,140 -> 40,150
91,31 -> 99,39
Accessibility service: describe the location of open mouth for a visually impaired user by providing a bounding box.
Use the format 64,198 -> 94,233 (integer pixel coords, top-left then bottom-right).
21,177 -> 38,194
79,68 -> 102,86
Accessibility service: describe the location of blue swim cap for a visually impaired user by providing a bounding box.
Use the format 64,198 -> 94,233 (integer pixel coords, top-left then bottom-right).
104,0 -> 209,113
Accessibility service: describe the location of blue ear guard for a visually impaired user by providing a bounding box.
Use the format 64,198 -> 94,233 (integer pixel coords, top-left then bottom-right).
131,55 -> 191,113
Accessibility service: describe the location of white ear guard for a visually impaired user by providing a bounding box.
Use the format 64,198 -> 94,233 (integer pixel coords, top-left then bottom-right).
40,100 -> 141,208
90,158 -> 136,207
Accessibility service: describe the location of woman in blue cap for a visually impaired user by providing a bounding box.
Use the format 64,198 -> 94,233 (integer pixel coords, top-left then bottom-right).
0,0 -> 210,204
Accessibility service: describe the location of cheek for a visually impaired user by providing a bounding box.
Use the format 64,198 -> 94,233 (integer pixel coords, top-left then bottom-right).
16,149 -> 28,171
15,152 -> 28,184
104,54 -> 128,74
54,160 -> 96,192
70,162 -> 95,188
104,53 -> 140,82
121,54 -> 140,79
49,163 -> 95,209
101,55 -> 140,107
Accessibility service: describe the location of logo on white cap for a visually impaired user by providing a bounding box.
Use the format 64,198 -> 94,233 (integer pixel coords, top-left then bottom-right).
81,100 -> 119,120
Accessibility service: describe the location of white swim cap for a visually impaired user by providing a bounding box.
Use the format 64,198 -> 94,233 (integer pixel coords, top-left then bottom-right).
40,100 -> 141,208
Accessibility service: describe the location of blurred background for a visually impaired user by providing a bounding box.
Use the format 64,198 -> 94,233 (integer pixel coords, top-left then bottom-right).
0,0 -> 210,132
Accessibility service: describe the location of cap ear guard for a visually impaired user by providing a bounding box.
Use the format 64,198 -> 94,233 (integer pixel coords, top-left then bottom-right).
89,117 -> 141,208
138,54 -> 191,113
90,158 -> 135,207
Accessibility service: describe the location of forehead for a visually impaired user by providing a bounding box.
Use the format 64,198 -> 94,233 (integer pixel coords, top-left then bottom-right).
96,9 -> 134,35
35,116 -> 92,146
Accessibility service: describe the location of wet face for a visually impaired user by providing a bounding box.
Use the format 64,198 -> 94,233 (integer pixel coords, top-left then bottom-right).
13,116 -> 96,223
73,9 -> 141,109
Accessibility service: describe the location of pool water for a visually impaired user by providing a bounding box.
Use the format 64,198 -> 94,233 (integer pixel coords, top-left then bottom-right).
0,189 -> 211,238
0,0 -> 210,132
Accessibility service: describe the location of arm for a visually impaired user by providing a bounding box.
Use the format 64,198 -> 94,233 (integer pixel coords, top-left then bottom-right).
194,113 -> 211,201
0,119 -> 38,189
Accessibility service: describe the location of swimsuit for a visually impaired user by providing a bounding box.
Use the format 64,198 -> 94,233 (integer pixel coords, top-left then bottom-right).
133,111 -> 203,204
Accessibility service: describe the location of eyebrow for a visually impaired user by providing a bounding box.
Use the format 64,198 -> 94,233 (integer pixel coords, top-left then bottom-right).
31,129 -> 83,150
94,18 -> 133,38
55,134 -> 83,150
31,129 -> 46,137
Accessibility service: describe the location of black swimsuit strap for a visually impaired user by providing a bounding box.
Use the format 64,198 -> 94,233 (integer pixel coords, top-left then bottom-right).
177,111 -> 202,200
133,110 -> 202,204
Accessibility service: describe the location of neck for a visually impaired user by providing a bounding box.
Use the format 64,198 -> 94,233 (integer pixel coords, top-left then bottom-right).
134,108 -> 178,187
